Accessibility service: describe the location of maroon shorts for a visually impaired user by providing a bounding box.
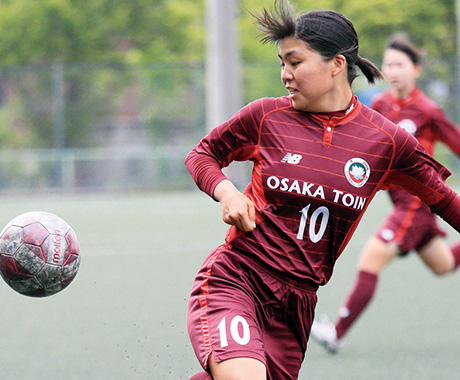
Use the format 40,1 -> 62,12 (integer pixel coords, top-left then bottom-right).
376,200 -> 446,255
187,244 -> 318,380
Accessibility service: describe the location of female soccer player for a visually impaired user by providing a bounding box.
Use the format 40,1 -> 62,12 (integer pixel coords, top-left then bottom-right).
310,33 -> 460,354
185,1 -> 460,379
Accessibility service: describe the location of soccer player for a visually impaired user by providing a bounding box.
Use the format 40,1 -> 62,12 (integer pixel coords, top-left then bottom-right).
310,33 -> 460,354
185,1 -> 460,379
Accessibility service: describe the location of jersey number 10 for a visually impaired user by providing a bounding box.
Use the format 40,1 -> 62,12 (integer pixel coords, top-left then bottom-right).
296,204 -> 329,243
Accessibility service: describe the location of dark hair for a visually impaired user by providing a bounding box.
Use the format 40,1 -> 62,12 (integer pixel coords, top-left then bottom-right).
252,0 -> 384,84
386,33 -> 423,65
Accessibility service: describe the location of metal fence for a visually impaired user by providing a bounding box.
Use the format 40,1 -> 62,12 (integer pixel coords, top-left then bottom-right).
0,146 -> 194,193
0,63 -> 458,194
0,63 -> 209,193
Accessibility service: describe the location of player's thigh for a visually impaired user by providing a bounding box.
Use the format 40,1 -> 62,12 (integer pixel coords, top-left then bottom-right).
188,274 -> 266,370
418,236 -> 454,275
263,304 -> 313,380
208,354 -> 267,380
357,236 -> 399,273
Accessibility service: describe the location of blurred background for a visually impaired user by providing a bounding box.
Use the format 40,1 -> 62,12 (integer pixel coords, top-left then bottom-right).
0,0 -> 458,193
1,1 -> 460,379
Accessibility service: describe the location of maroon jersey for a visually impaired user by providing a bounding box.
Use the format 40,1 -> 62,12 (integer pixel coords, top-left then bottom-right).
372,88 -> 460,157
186,96 -> 457,286
372,88 -> 460,208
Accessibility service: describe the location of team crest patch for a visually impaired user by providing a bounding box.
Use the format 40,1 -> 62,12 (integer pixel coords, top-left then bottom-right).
344,158 -> 370,188
398,119 -> 417,135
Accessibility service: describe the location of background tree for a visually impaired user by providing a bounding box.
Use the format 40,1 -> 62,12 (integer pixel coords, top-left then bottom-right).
0,0 -> 456,149
0,0 -> 205,148
240,0 -> 457,111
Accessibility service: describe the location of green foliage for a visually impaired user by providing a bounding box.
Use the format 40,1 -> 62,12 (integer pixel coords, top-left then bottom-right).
240,0 -> 457,108
0,0 -> 455,83
0,0 -> 205,64
241,0 -> 456,65
0,0 -> 457,147
0,0 -> 205,148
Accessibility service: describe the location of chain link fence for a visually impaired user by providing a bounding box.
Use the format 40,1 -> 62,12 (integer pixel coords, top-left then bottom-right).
0,63 -> 207,193
0,63 -> 458,193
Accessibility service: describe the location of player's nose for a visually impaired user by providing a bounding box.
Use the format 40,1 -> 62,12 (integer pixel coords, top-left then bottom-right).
281,66 -> 294,83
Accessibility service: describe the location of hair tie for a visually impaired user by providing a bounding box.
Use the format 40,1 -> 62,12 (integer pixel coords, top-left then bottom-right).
356,55 -> 362,64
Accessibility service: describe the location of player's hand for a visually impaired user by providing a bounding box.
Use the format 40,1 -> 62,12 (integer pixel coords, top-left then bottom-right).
213,179 -> 256,232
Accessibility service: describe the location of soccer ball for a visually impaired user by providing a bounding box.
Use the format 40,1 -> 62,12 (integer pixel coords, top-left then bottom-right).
0,211 -> 80,297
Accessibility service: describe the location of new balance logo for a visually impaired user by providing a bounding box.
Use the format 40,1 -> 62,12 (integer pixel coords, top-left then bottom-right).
281,153 -> 303,164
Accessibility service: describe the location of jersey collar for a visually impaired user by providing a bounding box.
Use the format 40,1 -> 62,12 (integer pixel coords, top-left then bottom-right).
390,87 -> 422,107
309,95 -> 362,126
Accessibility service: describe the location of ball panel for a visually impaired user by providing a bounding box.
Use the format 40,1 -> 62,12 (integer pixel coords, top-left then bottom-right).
0,226 -> 24,256
23,222 -> 49,246
0,254 -> 44,296
19,242 -> 47,268
60,256 -> 80,283
7,275 -> 44,296
9,212 -> 44,228
0,254 -> 22,281
65,229 -> 80,255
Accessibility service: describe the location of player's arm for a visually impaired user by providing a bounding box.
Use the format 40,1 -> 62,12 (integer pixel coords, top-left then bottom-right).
431,107 -> 460,157
185,99 -> 269,231
384,160 -> 460,233
430,190 -> 460,232
384,127 -> 460,232
185,153 -> 256,232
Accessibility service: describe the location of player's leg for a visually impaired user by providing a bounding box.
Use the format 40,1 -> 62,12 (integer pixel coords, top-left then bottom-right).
262,287 -> 317,380
187,247 -> 269,380
189,371 -> 212,380
337,237 -> 398,336
188,285 -> 267,380
189,361 -> 265,380
450,240 -> 460,269
208,354 -> 266,380
418,236 -> 460,275
311,236 -> 398,353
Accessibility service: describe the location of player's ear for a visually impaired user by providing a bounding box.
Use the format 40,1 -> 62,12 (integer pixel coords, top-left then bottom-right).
414,63 -> 422,79
331,54 -> 347,77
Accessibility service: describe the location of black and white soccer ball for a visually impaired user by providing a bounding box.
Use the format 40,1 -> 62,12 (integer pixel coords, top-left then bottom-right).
0,211 -> 80,297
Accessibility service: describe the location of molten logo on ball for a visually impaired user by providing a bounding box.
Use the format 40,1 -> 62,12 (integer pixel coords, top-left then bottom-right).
0,211 -> 80,297
52,230 -> 64,264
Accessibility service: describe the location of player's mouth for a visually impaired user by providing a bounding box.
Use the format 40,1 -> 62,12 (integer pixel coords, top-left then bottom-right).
287,87 -> 298,97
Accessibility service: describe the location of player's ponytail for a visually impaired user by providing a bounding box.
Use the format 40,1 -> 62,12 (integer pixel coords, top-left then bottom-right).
355,55 -> 384,84
254,0 -> 384,85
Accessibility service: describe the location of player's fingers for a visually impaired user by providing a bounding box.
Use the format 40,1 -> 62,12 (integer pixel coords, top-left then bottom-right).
237,210 -> 255,232
234,198 -> 256,232
222,202 -> 255,232
223,209 -> 249,231
247,201 -> 256,229
216,182 -> 256,232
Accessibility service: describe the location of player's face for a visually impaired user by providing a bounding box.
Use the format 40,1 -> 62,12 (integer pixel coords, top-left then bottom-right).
278,37 -> 336,112
382,49 -> 420,96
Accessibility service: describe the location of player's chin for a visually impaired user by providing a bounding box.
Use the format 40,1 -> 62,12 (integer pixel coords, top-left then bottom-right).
291,100 -> 310,113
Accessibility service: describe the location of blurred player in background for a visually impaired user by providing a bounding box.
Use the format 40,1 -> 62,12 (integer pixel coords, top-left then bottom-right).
310,33 -> 460,354
184,1 -> 460,378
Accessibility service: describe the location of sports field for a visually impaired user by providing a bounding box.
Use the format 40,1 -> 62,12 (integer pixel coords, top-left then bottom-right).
0,189 -> 458,379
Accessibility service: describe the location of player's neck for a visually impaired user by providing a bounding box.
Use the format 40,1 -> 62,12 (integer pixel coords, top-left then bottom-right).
392,85 -> 416,100
308,85 -> 353,113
